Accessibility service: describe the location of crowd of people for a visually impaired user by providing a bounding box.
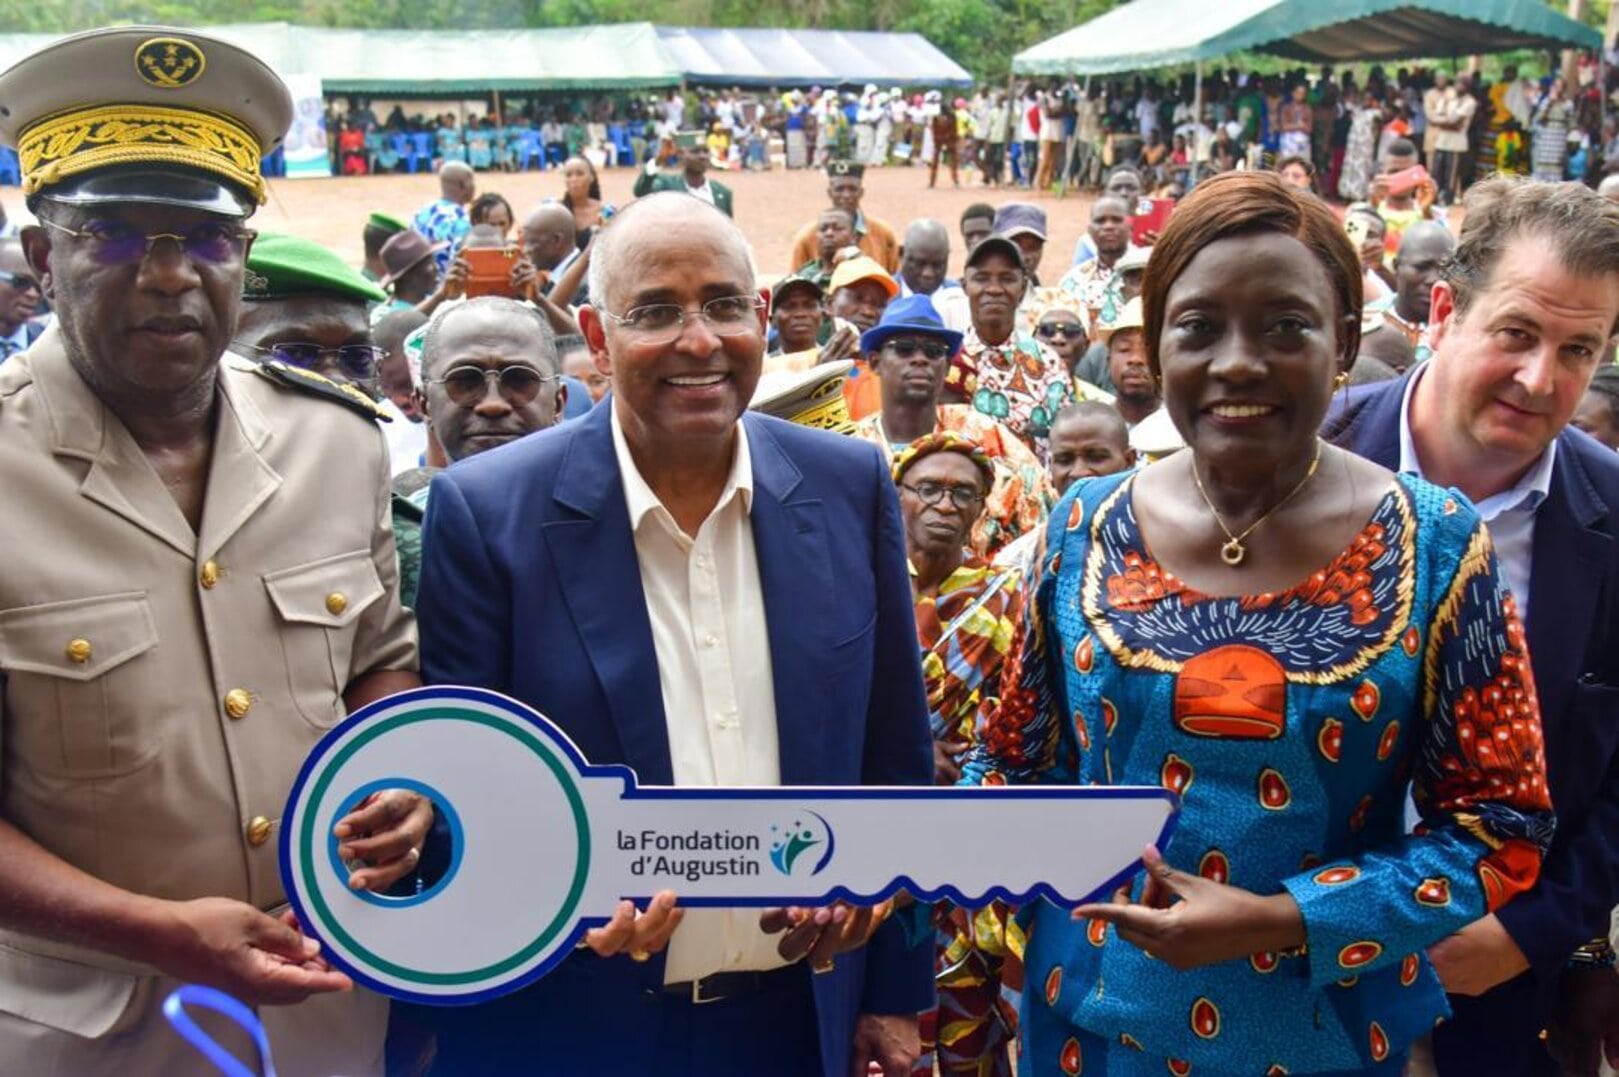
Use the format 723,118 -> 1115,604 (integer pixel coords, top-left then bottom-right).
328,57 -> 1619,203
3,21 -> 1619,1077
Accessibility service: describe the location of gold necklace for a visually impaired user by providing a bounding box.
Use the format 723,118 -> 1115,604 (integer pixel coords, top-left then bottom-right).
1191,439 -> 1323,567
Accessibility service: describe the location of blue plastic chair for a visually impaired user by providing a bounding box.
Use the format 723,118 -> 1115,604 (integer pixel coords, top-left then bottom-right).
610,124 -> 636,166
515,127 -> 543,171
411,131 -> 432,169
390,131 -> 414,173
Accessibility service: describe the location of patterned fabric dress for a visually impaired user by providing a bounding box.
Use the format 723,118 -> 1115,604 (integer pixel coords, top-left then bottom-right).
855,405 -> 1053,557
914,557 -> 1027,1077
946,327 -> 1073,459
964,471 -> 1554,1076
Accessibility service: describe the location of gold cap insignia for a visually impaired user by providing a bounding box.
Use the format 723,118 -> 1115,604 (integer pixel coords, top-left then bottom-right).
135,37 -> 206,90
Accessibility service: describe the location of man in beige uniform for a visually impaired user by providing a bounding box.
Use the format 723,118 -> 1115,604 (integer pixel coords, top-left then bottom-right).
0,27 -> 421,1076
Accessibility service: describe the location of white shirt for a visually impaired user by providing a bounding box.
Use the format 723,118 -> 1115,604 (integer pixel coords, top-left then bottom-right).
610,407 -> 788,984
1398,365 -> 1554,621
897,277 -> 971,333
376,396 -> 428,476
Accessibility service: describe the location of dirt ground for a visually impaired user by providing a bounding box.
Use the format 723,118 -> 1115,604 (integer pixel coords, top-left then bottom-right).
0,162 -> 1097,283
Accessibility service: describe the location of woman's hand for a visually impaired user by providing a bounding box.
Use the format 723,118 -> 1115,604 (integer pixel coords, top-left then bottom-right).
933,734 -> 968,785
1071,845 -> 1305,970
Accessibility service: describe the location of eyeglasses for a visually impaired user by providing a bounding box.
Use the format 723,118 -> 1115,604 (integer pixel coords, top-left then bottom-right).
900,481 -> 984,510
241,342 -> 384,382
1036,321 -> 1081,339
0,269 -> 39,292
597,295 -> 764,344
883,339 -> 950,361
434,364 -> 555,406
42,218 -> 254,267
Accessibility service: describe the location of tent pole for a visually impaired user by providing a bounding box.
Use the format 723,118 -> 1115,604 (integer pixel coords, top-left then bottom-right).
1194,59 -> 1203,186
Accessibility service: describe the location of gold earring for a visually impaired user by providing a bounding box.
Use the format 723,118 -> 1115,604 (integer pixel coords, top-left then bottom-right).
1332,372 -> 1349,391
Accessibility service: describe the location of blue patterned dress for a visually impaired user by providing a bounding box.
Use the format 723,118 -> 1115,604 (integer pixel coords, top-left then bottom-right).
963,471 -> 1554,1076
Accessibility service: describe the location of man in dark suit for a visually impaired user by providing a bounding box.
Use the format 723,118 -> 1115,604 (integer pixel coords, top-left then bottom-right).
415,192 -> 932,1076
1324,177 -> 1619,1076
632,129 -> 735,217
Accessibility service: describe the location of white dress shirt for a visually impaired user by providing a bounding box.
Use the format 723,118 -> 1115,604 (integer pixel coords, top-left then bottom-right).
1398,365 -> 1555,622
610,407 -> 788,984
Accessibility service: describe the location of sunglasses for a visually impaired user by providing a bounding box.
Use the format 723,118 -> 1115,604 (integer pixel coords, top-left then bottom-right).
435,364 -> 554,406
1035,321 -> 1082,339
0,269 -> 39,292
243,342 -> 384,382
42,218 -> 253,267
883,339 -> 950,361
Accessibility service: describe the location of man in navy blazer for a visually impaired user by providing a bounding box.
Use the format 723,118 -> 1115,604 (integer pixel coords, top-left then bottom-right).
1324,177 -> 1619,1076
414,193 -> 934,1076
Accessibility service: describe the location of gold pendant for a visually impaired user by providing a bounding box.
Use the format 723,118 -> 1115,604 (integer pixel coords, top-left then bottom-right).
1220,538 -> 1246,566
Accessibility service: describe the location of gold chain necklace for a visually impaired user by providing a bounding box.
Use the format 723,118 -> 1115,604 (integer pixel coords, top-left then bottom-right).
1191,439 -> 1323,567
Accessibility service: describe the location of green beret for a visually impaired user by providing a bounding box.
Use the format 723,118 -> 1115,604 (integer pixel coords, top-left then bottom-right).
243,232 -> 387,304
367,212 -> 406,234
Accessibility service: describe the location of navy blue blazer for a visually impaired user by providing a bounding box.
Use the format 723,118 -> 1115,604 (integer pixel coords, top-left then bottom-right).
1326,375 -> 1619,1068
414,402 -> 935,1075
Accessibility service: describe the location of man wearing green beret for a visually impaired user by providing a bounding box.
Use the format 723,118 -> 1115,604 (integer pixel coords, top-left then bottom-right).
0,26 -> 422,1076
236,232 -> 390,391
631,129 -> 734,216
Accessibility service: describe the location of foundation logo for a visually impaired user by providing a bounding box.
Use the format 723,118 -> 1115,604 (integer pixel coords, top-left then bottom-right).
768,811 -> 834,876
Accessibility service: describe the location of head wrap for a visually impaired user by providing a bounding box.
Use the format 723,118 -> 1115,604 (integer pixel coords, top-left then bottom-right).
891,431 -> 996,492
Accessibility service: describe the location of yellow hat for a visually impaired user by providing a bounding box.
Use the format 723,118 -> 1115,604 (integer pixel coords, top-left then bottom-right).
828,255 -> 899,299
749,359 -> 856,434
0,26 -> 292,214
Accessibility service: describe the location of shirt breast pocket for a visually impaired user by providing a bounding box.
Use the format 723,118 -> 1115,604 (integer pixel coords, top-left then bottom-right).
264,550 -> 384,730
0,592 -> 161,778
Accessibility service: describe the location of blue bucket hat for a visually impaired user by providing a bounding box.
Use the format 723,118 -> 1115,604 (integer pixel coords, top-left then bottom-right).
859,293 -> 965,356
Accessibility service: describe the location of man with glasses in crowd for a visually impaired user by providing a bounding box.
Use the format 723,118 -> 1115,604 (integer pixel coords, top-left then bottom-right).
414,192 -> 933,1077
392,295 -> 568,607
0,27 -> 422,1075
235,232 -> 393,397
0,239 -> 43,360
852,293 -> 1049,558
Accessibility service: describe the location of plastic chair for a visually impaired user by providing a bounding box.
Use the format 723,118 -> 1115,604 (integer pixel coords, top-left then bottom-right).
410,131 -> 432,170
611,124 -> 636,167
515,128 -> 543,171
390,131 -> 414,173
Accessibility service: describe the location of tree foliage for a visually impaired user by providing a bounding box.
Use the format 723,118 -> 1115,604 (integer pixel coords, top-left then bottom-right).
0,0 -> 1126,79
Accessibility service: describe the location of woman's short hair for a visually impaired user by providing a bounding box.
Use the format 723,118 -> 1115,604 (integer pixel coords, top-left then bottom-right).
1141,170 -> 1361,371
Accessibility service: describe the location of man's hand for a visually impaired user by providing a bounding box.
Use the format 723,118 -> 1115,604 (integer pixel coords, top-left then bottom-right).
851,1013 -> 920,1077
437,257 -> 470,302
153,898 -> 352,1006
581,890 -> 683,958
510,257 -> 546,302
760,901 -> 890,969
333,788 -> 436,893
1546,965 -> 1619,1076
933,734 -> 968,785
1426,914 -> 1530,996
1368,175 -> 1390,207
1072,845 -> 1304,970
819,324 -> 860,364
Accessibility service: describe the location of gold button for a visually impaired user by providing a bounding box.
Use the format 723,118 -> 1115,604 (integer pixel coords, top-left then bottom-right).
200,561 -> 220,589
325,592 -> 348,616
65,638 -> 92,664
246,816 -> 272,847
224,689 -> 252,720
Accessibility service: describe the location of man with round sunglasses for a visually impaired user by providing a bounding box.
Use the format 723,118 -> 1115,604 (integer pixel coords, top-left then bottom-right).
391,296 -> 566,609
0,239 -> 44,361
236,232 -> 391,392
0,28 -> 422,1075
853,293 -> 1050,558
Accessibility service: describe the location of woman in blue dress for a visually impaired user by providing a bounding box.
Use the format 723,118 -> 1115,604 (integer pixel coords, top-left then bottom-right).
964,170 -> 1554,1075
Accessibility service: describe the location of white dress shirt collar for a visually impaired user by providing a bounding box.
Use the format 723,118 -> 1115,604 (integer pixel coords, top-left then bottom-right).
612,404 -> 754,533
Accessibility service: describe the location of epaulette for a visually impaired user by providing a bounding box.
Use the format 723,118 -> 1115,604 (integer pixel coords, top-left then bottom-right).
250,359 -> 392,422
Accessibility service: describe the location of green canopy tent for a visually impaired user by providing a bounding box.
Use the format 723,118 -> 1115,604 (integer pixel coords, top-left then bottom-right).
1014,0 -> 1602,76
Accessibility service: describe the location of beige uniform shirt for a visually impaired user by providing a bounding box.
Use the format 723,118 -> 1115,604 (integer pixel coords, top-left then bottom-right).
0,331 -> 417,1076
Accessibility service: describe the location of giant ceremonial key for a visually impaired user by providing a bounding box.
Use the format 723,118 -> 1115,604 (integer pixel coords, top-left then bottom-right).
282,687 -> 1178,1005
